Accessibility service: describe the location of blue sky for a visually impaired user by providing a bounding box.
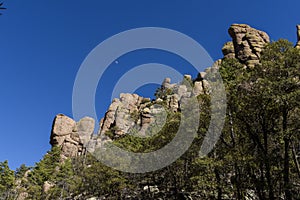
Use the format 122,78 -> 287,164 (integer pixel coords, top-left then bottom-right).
0,0 -> 299,170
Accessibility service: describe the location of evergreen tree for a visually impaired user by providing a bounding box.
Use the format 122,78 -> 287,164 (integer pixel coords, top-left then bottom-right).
0,161 -> 15,200
26,146 -> 61,199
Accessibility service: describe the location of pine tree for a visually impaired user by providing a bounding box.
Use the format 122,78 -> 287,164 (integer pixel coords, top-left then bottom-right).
0,161 -> 15,200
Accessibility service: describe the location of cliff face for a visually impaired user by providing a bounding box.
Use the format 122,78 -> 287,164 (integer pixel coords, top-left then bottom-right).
50,23 -> 299,159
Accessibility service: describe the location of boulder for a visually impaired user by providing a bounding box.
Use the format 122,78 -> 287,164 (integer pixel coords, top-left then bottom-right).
51,114 -> 76,137
43,181 -> 54,193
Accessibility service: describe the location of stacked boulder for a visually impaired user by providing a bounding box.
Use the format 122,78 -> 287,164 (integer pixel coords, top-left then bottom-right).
50,114 -> 95,159
224,24 -> 270,67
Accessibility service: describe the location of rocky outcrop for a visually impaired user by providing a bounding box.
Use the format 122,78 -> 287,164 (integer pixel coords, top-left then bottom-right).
50,114 -> 95,159
50,65 -> 219,154
99,93 -> 149,137
98,72 -> 214,139
226,24 -> 270,67
99,91 -> 176,138
51,24 -> 278,158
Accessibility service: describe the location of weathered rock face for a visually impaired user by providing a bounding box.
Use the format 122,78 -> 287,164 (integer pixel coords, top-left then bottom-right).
227,24 -> 270,67
222,41 -> 235,59
99,93 -> 151,137
98,92 -> 171,138
50,114 -> 95,159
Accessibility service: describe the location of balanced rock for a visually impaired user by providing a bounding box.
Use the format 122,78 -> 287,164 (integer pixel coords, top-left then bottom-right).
228,24 -> 270,67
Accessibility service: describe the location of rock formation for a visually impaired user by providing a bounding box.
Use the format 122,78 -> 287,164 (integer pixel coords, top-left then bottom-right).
50,72 -> 213,158
225,24 -> 270,67
50,23 -> 300,159
99,93 -> 151,137
50,114 -> 95,159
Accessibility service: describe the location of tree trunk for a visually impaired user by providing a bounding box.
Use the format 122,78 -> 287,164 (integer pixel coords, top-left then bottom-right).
292,142 -> 300,178
215,168 -> 222,200
283,109 -> 292,200
283,137 -> 292,200
262,120 -> 274,200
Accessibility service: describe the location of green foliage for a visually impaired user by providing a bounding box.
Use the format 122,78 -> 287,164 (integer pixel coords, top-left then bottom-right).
113,111 -> 180,153
155,87 -> 173,100
26,146 -> 62,199
105,129 -> 115,139
216,39 -> 300,199
0,161 -> 14,190
47,159 -> 78,199
0,160 -> 15,199
81,161 -> 126,198
29,146 -> 61,184
105,126 -> 121,139
130,109 -> 140,123
15,164 -> 30,179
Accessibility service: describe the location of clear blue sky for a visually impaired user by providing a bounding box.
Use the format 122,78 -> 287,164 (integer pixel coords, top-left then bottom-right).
0,0 -> 299,170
